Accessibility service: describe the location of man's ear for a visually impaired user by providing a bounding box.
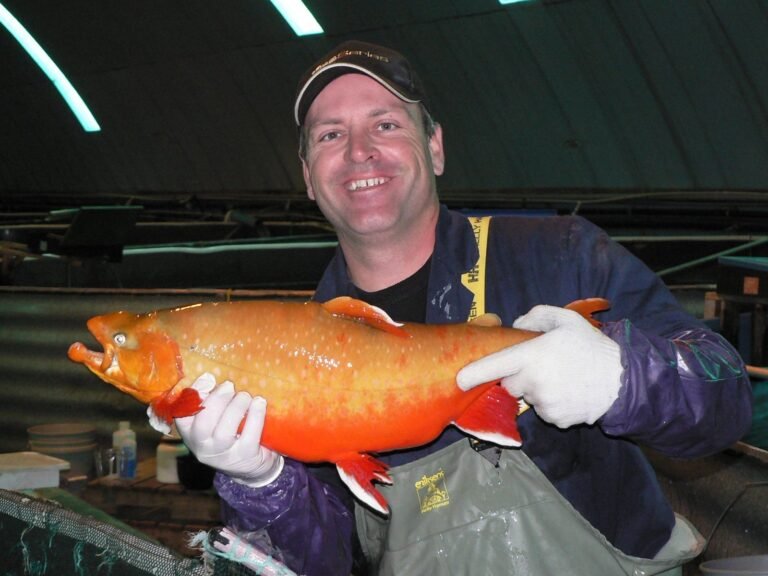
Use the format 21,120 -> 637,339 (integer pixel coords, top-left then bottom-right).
429,123 -> 445,176
301,157 -> 315,200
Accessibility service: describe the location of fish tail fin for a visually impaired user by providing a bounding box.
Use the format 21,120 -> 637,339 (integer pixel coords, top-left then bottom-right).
335,454 -> 392,516
454,385 -> 522,448
564,297 -> 611,327
150,386 -> 205,425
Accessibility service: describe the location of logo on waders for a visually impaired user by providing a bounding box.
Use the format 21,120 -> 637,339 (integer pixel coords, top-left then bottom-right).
415,469 -> 450,513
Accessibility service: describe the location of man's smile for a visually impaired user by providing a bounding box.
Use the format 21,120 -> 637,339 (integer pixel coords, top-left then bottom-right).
346,177 -> 390,191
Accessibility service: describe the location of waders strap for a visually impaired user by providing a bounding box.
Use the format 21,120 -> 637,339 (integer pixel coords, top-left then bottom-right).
460,216 -> 492,321
460,215 -> 529,419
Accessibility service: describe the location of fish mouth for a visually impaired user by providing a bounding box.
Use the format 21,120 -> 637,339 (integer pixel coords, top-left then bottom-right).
68,341 -> 155,403
68,342 -> 118,379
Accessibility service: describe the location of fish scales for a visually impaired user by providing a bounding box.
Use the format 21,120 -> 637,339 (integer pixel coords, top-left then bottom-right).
159,302 -> 515,458
68,296 -> 610,514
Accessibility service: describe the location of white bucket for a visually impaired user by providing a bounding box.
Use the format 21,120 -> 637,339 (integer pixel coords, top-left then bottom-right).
700,555 -> 768,575
27,423 -> 97,478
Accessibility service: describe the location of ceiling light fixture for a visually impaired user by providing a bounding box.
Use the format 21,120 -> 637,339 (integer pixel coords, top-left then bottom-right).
0,3 -> 100,132
499,0 -> 532,4
270,0 -> 323,36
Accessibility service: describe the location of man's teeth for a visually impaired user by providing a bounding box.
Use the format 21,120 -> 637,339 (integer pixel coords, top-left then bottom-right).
348,177 -> 387,191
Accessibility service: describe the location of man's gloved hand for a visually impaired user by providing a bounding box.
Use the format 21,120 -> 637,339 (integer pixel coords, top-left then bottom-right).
174,373 -> 284,487
457,305 -> 623,428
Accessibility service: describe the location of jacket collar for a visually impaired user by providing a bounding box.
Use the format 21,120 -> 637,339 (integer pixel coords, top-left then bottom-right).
314,205 -> 478,324
424,206 -> 477,323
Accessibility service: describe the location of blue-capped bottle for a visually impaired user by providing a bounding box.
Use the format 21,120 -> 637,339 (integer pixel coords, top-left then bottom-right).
113,421 -> 137,479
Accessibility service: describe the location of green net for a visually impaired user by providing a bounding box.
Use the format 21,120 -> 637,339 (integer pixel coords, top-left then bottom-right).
0,489 -> 258,576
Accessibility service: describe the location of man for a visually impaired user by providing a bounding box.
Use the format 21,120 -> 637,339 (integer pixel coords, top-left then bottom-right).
175,41 -> 752,575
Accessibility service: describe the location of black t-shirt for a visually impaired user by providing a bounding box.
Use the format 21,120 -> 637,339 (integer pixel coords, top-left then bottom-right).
348,257 -> 431,323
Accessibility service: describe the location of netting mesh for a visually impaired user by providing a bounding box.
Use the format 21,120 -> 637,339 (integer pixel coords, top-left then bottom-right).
0,489 -> 257,576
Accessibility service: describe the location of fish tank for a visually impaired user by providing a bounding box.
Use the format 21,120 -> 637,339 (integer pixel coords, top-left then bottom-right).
715,257 -> 768,451
743,373 -> 768,450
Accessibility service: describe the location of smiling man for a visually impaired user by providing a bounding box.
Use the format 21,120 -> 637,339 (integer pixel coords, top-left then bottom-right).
299,66 -> 444,292
174,41 -> 752,576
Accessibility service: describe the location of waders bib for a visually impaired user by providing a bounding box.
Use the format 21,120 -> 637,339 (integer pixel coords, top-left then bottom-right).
354,216 -> 704,574
355,441 -> 703,575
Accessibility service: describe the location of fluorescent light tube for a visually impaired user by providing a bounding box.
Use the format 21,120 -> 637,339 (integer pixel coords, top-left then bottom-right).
499,0 -> 531,4
0,3 -> 100,132
270,0 -> 323,36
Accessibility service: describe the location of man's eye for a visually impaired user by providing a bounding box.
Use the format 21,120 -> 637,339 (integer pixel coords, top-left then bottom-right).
318,131 -> 340,142
378,122 -> 397,131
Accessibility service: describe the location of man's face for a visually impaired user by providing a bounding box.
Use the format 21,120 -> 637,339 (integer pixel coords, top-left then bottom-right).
301,74 -> 444,243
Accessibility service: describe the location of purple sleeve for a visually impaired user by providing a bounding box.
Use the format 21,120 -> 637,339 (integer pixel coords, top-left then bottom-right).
600,320 -> 753,457
214,459 -> 355,576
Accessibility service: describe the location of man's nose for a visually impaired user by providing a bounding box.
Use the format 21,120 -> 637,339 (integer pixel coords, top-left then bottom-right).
346,128 -> 377,163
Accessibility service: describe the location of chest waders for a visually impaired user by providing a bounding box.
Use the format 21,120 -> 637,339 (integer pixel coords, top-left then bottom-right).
354,216 -> 705,575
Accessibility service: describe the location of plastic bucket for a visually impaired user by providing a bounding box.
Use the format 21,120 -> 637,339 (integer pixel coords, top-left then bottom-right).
27,423 -> 97,477
700,556 -> 768,575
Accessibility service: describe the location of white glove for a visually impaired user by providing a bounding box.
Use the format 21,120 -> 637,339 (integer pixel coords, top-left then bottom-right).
457,305 -> 623,428
174,373 -> 284,487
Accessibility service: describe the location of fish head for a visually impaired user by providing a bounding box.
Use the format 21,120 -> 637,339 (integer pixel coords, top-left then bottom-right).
68,310 -> 183,404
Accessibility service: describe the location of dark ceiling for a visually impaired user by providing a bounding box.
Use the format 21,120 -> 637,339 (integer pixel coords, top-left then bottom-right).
2,0 -> 768,287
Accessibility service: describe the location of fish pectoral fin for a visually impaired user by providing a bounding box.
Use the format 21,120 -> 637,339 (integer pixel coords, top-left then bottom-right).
453,385 -> 522,448
564,297 -> 611,328
150,386 -> 205,425
335,453 -> 392,516
321,296 -> 410,338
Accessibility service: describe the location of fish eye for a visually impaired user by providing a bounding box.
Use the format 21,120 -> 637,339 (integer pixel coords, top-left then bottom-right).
113,333 -> 127,346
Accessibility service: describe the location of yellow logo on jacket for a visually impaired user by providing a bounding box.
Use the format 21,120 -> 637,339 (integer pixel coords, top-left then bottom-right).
415,469 -> 450,513
460,216 -> 491,321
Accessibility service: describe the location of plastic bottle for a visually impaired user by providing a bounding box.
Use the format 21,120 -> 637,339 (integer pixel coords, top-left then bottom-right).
156,435 -> 188,483
113,421 -> 137,479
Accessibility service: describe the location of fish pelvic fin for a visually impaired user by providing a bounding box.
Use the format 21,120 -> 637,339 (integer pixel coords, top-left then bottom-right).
321,296 -> 410,338
454,385 -> 522,448
335,453 -> 392,516
564,297 -> 611,328
150,386 -> 205,425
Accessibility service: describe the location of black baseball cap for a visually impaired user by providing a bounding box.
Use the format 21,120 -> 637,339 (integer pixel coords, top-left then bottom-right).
294,40 -> 429,126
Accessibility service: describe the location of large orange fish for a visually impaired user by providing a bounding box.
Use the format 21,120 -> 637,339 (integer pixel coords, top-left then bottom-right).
68,296 -> 608,513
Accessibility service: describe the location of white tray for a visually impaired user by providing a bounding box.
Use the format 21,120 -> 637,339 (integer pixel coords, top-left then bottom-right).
0,451 -> 71,489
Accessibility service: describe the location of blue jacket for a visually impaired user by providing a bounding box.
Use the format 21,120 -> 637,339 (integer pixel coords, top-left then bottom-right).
215,205 -> 752,575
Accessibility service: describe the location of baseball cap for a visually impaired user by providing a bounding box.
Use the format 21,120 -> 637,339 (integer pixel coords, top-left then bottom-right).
294,40 -> 429,126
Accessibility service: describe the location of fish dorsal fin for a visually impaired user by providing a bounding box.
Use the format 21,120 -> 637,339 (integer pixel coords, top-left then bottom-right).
321,296 -> 410,338
564,297 -> 611,328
